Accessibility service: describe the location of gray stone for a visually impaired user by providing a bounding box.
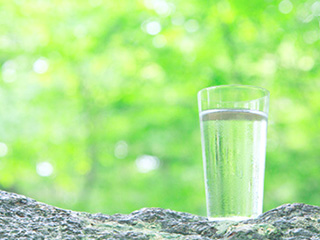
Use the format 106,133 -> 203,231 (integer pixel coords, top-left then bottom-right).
0,190 -> 320,239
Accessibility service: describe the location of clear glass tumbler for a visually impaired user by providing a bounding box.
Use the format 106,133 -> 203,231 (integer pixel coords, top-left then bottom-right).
198,85 -> 269,221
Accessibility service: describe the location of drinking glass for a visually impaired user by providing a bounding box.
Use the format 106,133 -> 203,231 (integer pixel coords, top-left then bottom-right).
198,85 -> 269,220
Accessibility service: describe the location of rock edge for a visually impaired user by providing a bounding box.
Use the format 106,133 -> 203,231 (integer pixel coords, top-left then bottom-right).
0,190 -> 320,239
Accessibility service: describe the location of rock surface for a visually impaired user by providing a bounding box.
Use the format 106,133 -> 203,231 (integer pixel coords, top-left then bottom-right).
0,190 -> 320,239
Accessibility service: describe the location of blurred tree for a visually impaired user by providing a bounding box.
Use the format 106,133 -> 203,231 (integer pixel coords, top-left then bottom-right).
0,0 -> 319,216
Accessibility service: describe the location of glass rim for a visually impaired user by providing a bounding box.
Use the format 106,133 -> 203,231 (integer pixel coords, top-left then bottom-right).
197,84 -> 270,103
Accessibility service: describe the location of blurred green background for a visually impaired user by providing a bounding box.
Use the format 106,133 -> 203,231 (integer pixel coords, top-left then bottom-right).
0,0 -> 320,216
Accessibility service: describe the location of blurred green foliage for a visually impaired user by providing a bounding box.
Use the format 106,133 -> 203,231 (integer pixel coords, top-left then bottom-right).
0,0 -> 320,216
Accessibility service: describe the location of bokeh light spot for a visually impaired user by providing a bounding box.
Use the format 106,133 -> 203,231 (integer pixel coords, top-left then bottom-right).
1,60 -> 17,83
152,35 -> 167,48
0,142 -> 8,157
135,155 -> 160,173
298,56 -> 314,71
36,162 -> 54,177
114,140 -> 128,159
73,25 -> 87,38
185,19 -> 199,33
154,0 -> 170,16
33,58 -> 49,74
145,21 -> 162,35
259,57 -> 277,76
311,1 -> 320,16
171,14 -> 185,26
179,37 -> 194,53
217,1 -> 231,14
89,0 -> 102,7
144,0 -> 173,16
141,63 -> 164,80
279,0 -> 293,14
303,30 -> 319,44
